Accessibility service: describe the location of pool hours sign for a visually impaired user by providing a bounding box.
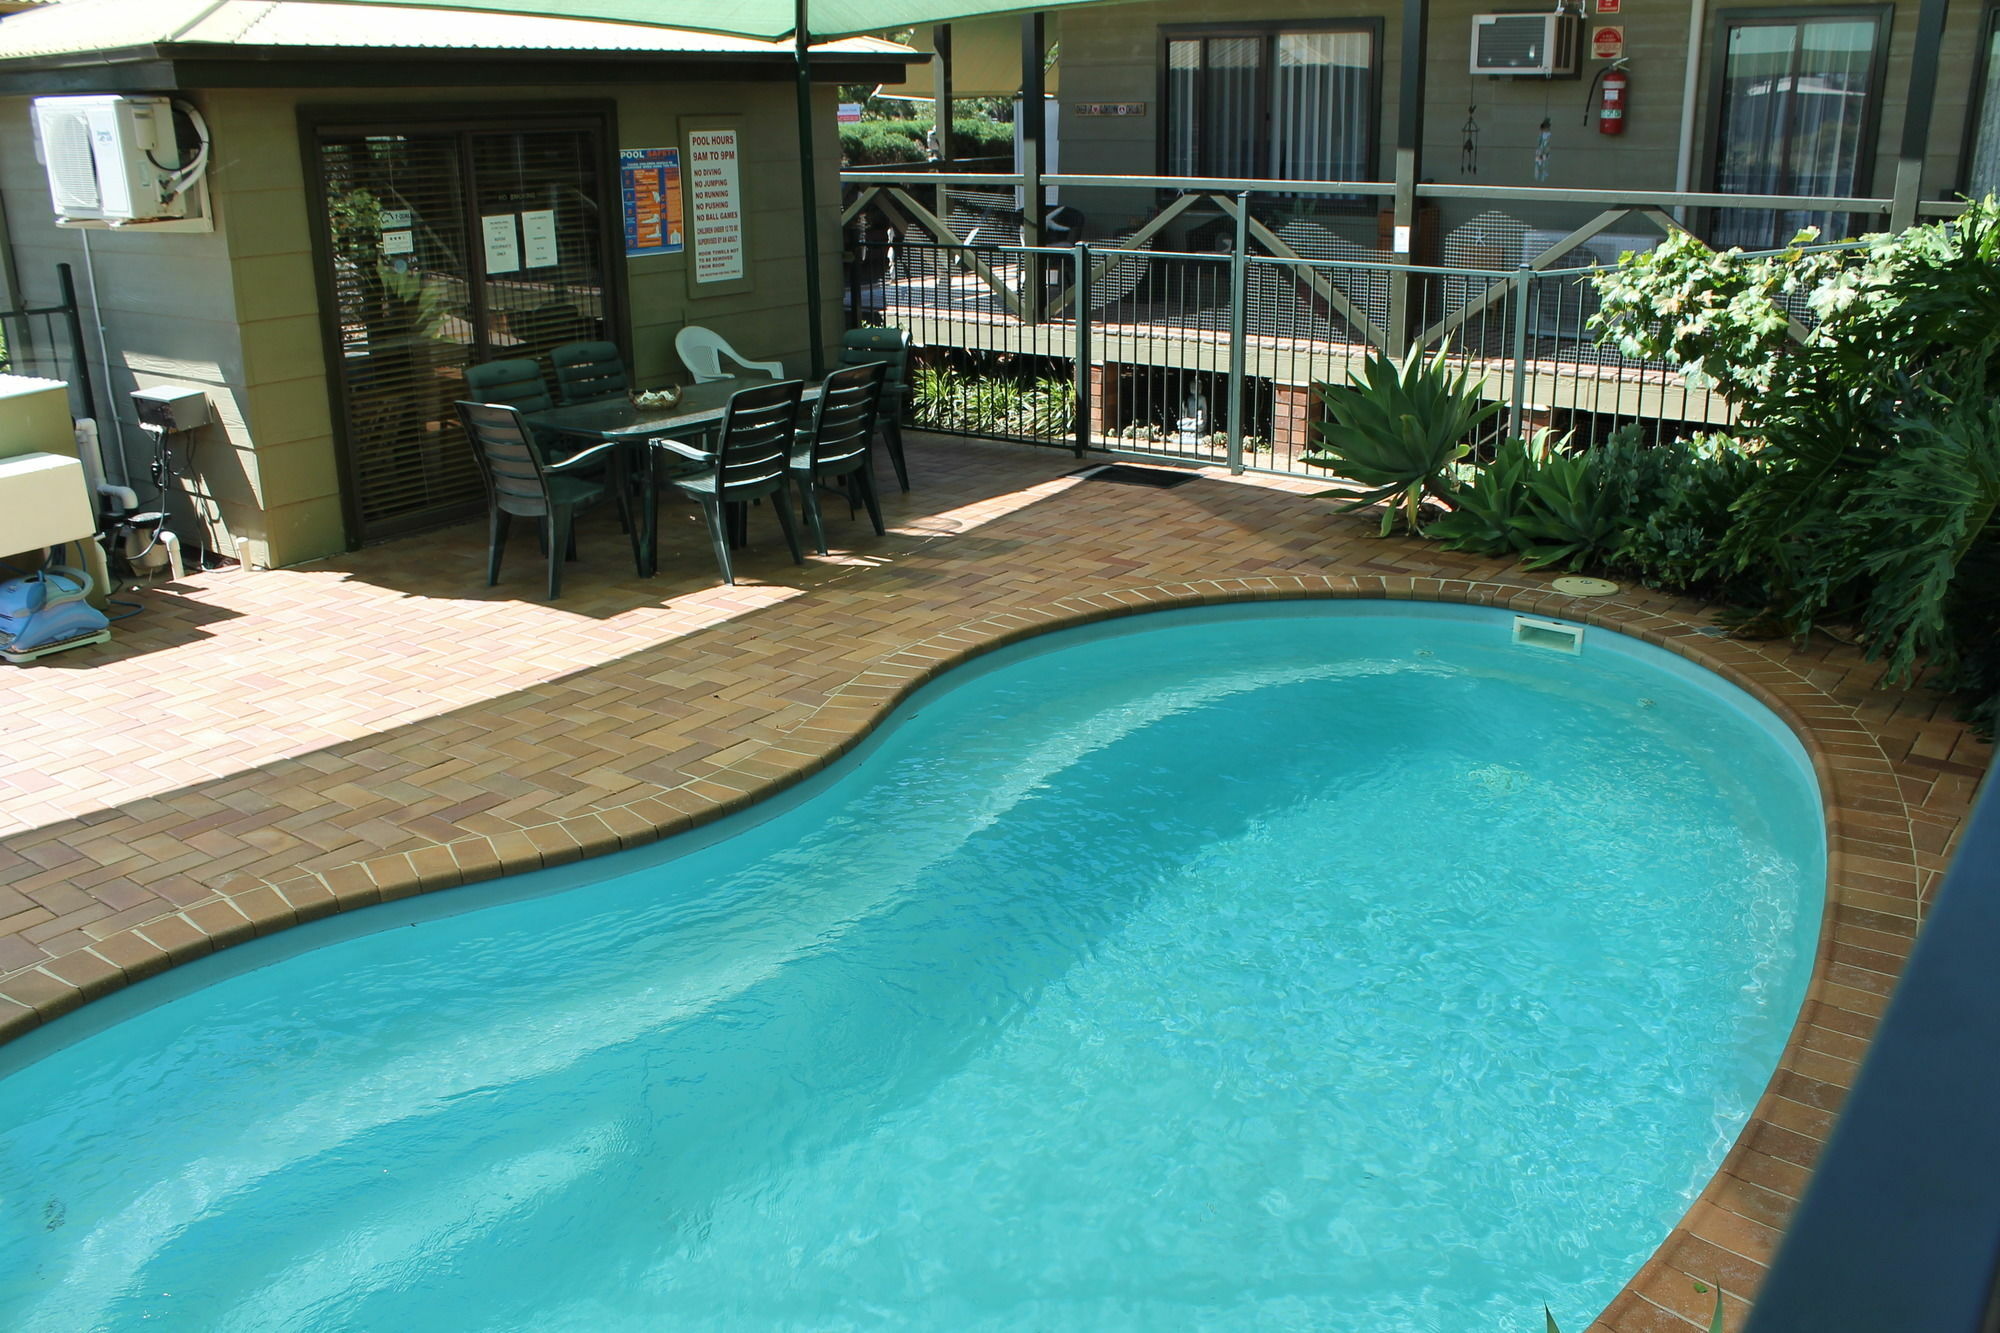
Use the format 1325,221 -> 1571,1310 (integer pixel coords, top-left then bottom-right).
687,129 -> 745,285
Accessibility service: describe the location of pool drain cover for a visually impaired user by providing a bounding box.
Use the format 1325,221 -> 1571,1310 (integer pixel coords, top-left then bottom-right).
1551,576 -> 1620,597
1071,464 -> 1199,489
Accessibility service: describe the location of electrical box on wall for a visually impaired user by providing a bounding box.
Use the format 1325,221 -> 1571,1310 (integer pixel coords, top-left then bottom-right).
131,385 -> 212,434
31,95 -> 212,230
1471,14 -> 1582,77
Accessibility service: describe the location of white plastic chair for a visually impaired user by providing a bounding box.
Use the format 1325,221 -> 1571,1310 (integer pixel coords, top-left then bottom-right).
675,326 -> 786,384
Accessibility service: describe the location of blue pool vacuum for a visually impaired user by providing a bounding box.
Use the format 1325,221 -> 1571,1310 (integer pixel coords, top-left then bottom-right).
0,564 -> 110,663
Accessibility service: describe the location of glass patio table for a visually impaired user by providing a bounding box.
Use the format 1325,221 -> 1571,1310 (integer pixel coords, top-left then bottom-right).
527,379 -> 821,577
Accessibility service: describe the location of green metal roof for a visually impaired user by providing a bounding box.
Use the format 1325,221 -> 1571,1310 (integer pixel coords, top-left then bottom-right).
0,0 -> 917,58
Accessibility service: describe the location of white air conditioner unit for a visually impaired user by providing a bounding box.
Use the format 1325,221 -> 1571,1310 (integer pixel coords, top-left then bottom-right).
1524,229 -> 1661,336
1471,14 -> 1581,77
31,95 -> 208,227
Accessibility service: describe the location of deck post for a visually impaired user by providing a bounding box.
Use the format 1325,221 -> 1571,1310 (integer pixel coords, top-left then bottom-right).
1889,0 -> 1950,231
1508,265 -> 1531,437
794,0 -> 826,377
1020,12 -> 1047,323
1227,192 -> 1250,475
1073,241 -> 1092,457
1387,0 -> 1429,350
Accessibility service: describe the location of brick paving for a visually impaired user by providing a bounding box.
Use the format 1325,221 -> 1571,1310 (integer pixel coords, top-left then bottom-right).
0,433 -> 1989,1330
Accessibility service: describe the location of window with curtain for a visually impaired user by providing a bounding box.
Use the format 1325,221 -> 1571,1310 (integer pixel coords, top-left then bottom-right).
1164,24 -> 1377,187
1968,8 -> 2000,196
1710,10 -> 1886,249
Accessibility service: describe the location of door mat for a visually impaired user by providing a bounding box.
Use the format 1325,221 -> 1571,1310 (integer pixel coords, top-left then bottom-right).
1069,464 -> 1200,489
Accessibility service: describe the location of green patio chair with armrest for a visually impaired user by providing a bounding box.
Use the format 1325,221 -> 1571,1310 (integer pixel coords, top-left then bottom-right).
466,356 -> 626,530
456,400 -> 623,601
837,326 -> 911,491
651,380 -> 807,586
464,358 -> 555,412
788,362 -> 887,556
551,341 -> 630,405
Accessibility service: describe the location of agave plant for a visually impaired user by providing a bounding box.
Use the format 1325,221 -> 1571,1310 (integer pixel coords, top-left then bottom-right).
1305,344 -> 1503,535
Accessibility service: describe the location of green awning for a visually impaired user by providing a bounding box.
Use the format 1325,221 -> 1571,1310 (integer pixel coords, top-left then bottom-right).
315,0 -> 1103,42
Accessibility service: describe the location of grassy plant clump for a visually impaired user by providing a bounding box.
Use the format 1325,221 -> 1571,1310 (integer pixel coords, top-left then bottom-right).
910,362 -> 1074,439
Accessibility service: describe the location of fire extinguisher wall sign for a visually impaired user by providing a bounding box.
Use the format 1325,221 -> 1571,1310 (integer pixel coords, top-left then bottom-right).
1597,63 -> 1628,136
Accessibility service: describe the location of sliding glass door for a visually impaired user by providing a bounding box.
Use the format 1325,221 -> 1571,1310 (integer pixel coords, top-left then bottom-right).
1710,9 -> 1887,248
311,114 -> 620,543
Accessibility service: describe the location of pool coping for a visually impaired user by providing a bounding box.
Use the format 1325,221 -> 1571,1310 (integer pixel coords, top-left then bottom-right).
0,573 -> 1944,1331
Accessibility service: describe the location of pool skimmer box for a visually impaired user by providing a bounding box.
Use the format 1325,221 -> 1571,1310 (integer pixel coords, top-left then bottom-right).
1512,616 -> 1584,654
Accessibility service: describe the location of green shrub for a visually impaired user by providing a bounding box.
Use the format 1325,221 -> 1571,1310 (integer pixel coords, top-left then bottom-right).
1304,345 -> 1503,536
839,120 -> 928,166
1591,199 -> 2000,729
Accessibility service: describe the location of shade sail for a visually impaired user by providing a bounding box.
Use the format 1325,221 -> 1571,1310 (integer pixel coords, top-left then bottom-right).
872,13 -> 1059,99
315,0 -> 1105,42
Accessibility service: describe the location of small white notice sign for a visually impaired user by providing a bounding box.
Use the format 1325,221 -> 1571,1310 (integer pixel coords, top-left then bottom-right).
521,209 -> 559,268
482,214 -> 520,275
380,209 -> 413,229
381,229 -> 414,256
686,129 -> 745,285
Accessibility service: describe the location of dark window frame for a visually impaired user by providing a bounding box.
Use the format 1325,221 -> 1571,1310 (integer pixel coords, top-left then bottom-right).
1701,5 -> 1894,219
1959,3 -> 2000,195
1154,18 -> 1384,195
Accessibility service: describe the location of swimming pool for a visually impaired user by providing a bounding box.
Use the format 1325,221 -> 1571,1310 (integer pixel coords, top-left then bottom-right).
0,602 -> 1824,1331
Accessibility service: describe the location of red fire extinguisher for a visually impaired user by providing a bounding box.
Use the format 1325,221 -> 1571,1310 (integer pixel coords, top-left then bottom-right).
1589,62 -> 1629,137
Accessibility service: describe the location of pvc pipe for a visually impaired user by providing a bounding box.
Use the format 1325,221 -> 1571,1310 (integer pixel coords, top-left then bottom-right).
233,536 -> 254,571
77,230 -> 130,489
73,418 -> 138,512
157,528 -> 184,582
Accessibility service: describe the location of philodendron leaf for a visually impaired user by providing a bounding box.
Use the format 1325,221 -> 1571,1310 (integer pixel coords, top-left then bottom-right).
1545,1306 -> 1562,1333
1709,1289 -> 1725,1333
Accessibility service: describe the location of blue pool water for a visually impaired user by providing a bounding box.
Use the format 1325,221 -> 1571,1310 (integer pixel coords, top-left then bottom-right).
0,603 -> 1823,1332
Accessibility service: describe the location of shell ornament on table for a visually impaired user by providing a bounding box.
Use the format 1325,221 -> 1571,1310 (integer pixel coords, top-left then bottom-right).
631,386 -> 683,409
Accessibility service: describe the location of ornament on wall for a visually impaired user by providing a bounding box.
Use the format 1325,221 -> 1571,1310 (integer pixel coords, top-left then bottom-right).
1535,117 -> 1553,182
1461,105 -> 1481,174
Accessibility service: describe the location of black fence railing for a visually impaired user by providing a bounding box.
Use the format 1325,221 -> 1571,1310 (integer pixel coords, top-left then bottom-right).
1744,766 -> 2000,1333
0,263 -> 94,420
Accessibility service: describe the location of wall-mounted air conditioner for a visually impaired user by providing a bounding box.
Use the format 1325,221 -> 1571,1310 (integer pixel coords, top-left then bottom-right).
1471,14 -> 1581,77
31,95 -> 211,228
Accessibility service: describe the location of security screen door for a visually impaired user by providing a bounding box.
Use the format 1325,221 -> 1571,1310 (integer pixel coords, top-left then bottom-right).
312,116 -> 619,543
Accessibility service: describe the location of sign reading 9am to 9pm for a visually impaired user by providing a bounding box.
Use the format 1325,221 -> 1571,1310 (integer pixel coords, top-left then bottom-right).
686,129 -> 745,284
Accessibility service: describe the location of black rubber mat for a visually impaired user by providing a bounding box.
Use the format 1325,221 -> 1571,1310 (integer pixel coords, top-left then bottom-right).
1069,464 -> 1200,489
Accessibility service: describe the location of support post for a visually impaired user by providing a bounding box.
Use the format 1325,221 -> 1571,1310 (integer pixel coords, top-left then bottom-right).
1508,265 -> 1531,438
794,0 -> 826,376
1073,241 -> 1092,457
1889,0 -> 1950,231
1387,0 -> 1429,350
1226,192 -> 1249,475
932,24 -> 954,225
1020,12 -> 1047,322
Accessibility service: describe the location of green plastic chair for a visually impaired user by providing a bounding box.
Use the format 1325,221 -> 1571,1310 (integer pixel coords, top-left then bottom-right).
455,400 -> 620,600
789,362 -> 887,556
463,358 -> 554,412
653,380 -> 806,586
837,326 -> 911,491
551,341 -> 630,405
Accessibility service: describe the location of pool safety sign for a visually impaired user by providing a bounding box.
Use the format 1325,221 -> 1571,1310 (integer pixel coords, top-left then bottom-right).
621,147 -> 685,258
687,129 -> 745,285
